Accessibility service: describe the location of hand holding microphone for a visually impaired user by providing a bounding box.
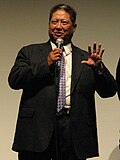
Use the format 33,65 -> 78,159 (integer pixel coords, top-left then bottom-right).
48,38 -> 64,65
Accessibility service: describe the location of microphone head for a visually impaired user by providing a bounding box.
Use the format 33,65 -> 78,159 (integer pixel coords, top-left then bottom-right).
56,38 -> 64,48
56,38 -> 64,44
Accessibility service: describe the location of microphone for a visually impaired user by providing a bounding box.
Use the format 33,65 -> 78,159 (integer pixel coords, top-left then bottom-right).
55,38 -> 64,68
56,38 -> 64,49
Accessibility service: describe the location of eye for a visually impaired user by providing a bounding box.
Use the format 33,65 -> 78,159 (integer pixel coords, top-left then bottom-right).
62,22 -> 68,25
51,20 -> 58,25
61,20 -> 69,25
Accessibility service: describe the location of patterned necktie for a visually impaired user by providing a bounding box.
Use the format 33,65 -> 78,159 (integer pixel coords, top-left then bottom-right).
57,50 -> 66,112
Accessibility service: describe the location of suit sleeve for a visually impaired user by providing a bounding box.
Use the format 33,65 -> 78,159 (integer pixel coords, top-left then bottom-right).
116,58 -> 120,100
94,63 -> 117,98
8,46 -> 52,90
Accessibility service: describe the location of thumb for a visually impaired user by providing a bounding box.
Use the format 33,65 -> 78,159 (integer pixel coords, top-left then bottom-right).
81,60 -> 88,64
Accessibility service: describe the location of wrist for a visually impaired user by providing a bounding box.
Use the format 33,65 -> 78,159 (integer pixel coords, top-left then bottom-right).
93,61 -> 104,74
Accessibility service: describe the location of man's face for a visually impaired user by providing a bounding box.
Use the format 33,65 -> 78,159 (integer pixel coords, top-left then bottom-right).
49,9 -> 76,44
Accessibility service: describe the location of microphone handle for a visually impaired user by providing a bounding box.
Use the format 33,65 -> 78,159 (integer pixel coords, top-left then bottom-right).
57,42 -> 61,49
56,42 -> 63,66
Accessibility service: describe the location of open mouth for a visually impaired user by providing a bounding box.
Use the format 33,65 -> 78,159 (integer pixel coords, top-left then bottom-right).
54,32 -> 63,37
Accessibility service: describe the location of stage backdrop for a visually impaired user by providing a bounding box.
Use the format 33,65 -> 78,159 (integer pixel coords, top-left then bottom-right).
0,0 -> 120,159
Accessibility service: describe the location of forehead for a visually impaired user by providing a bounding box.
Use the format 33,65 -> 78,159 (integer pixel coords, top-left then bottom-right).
51,9 -> 71,20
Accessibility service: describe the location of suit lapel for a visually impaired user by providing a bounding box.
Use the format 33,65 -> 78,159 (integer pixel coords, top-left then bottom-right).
71,45 -> 87,94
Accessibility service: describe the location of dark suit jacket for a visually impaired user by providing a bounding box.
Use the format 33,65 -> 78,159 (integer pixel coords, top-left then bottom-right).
116,58 -> 120,100
8,41 -> 117,159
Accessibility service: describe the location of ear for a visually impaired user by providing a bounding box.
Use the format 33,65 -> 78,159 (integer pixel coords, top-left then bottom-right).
72,23 -> 77,32
73,23 -> 77,28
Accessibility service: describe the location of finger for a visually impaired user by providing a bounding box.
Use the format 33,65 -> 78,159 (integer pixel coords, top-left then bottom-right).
99,48 -> 105,57
81,60 -> 88,64
93,42 -> 96,53
88,45 -> 92,55
53,49 -> 62,55
97,43 -> 101,54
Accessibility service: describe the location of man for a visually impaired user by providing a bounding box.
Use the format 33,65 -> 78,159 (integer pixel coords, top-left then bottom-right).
8,3 -> 117,160
116,58 -> 120,100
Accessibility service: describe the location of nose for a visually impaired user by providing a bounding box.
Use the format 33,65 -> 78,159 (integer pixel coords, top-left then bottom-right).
56,21 -> 62,29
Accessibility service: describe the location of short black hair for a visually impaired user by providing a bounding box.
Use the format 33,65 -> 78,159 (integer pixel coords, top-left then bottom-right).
49,4 -> 77,25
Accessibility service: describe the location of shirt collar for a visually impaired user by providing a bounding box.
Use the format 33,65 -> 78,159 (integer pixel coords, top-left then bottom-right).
63,43 -> 72,56
50,41 -> 57,50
